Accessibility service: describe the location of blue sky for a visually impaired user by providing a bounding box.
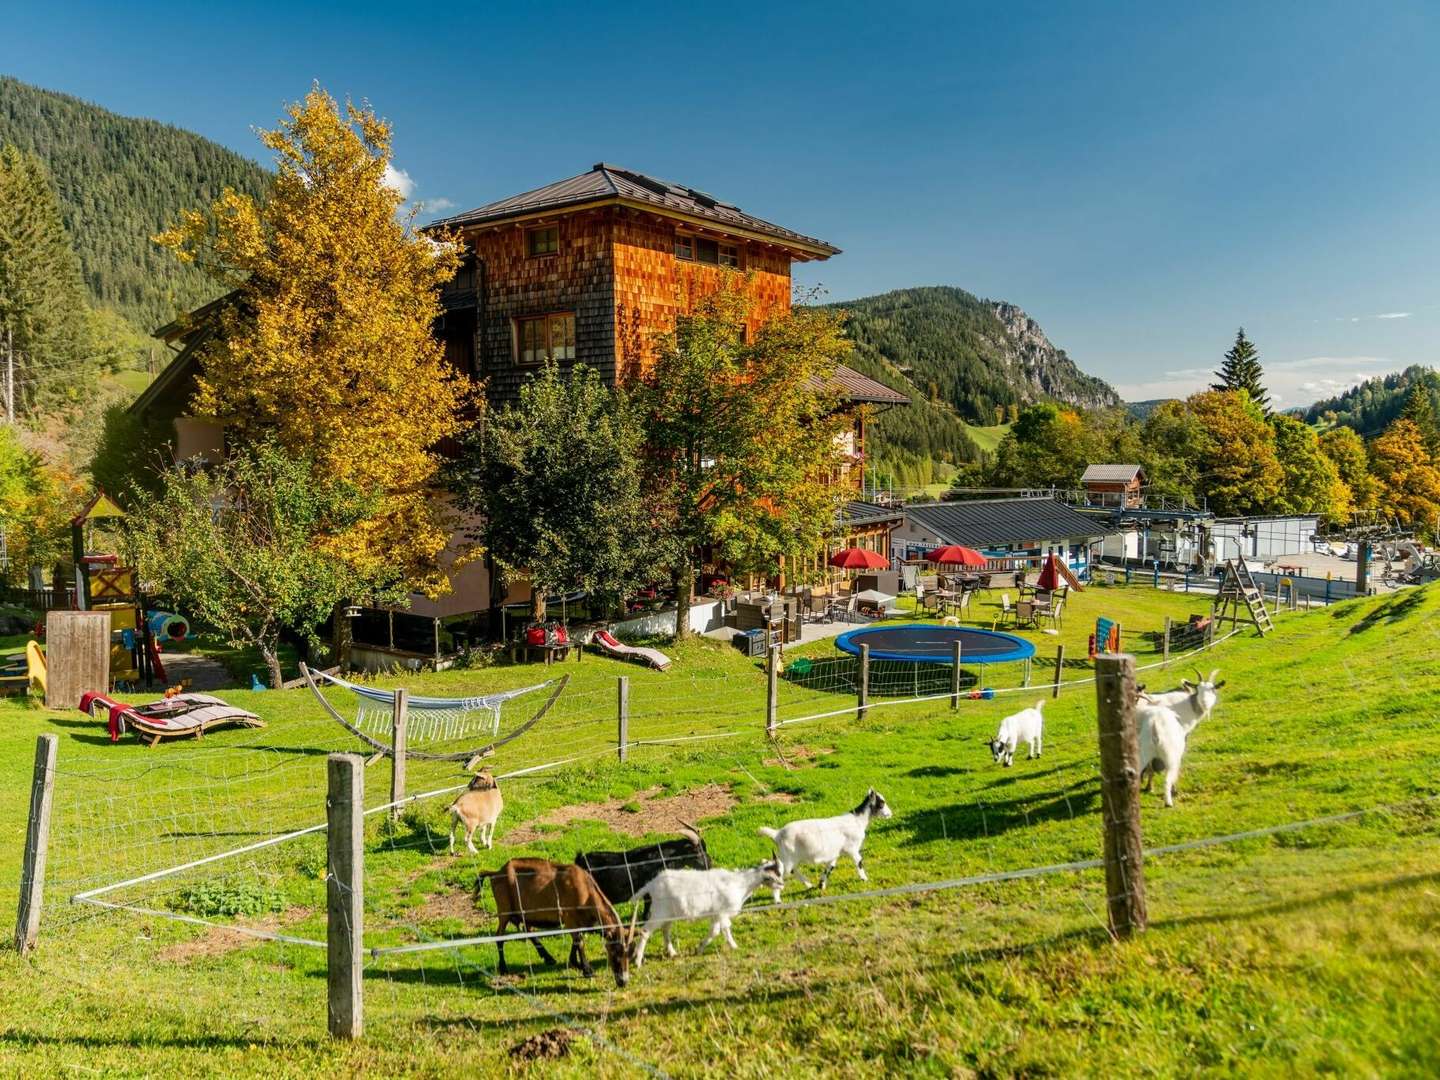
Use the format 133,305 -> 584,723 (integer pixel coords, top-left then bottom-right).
3,0 -> 1438,407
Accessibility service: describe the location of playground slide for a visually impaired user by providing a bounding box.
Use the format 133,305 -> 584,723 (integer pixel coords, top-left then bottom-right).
592,630 -> 672,671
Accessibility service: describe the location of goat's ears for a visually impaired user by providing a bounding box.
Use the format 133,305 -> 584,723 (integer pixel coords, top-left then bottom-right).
1214,680 -> 1227,689
1180,680 -> 1196,691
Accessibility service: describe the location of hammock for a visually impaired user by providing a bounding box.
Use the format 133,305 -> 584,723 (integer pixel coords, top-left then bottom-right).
300,663 -> 568,764
310,668 -> 549,741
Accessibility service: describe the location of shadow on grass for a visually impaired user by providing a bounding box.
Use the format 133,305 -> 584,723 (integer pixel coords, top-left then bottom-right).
899,777 -> 1101,842
1343,589 -> 1426,634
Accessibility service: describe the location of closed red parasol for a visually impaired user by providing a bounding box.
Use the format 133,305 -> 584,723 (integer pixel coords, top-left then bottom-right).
829,547 -> 889,570
1036,552 -> 1084,591
927,545 -> 988,567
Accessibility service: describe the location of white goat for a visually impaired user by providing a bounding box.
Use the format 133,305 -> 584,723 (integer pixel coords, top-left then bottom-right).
1135,669 -> 1224,805
757,788 -> 892,903
988,700 -> 1045,767
1137,668 -> 1225,728
628,861 -> 783,964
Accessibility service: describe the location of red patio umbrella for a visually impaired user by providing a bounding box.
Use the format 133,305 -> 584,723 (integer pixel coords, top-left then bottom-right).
1036,552 -> 1084,592
829,546 -> 889,570
927,545 -> 988,567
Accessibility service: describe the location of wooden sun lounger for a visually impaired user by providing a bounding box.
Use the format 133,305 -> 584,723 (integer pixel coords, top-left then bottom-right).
80,691 -> 265,747
591,630 -> 672,671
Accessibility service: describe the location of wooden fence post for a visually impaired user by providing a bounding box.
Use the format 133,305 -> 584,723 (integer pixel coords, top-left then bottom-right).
857,643 -> 870,723
766,646 -> 779,738
14,733 -> 57,954
1052,644 -> 1065,699
950,640 -> 962,709
389,688 -> 407,821
1094,653 -> 1147,940
617,676 -> 630,762
327,753 -> 364,1039
1162,617 -> 1172,665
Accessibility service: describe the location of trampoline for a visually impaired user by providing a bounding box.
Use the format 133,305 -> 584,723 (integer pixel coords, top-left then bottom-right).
834,624 -> 1036,665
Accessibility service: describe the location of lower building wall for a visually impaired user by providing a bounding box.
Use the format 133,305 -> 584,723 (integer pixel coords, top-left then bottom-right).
614,600 -> 724,639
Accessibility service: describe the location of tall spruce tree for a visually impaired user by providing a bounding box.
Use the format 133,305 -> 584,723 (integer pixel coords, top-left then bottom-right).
0,145 -> 94,415
1399,381 -> 1440,456
1212,328 -> 1269,412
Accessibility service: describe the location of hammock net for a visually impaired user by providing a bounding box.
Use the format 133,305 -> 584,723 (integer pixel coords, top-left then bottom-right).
311,670 -> 552,742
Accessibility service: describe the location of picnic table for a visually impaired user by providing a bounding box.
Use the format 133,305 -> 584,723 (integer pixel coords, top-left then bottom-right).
511,640 -> 583,666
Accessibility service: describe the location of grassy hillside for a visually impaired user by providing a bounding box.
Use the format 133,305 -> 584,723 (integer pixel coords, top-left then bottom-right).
0,585 -> 1436,1075
0,76 -> 269,336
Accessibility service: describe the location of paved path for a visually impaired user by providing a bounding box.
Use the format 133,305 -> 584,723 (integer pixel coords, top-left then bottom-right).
157,651 -> 234,691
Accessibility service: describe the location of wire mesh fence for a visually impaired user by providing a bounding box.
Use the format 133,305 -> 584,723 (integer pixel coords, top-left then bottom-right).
11,587 -> 1437,1070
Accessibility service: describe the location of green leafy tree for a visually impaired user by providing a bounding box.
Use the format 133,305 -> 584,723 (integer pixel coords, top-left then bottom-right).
638,289 -> 850,639
1212,328 -> 1269,412
458,362 -> 646,622
1269,413 -> 1347,522
1187,389 -> 1283,515
0,426 -> 81,583
1138,400 -> 1207,506
119,444 -> 395,687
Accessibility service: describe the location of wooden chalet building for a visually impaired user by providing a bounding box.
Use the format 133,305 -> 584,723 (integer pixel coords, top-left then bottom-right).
1080,464 -> 1146,509
130,163 -> 909,659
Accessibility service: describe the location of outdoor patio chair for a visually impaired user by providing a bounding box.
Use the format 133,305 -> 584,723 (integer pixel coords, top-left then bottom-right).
1014,599 -> 1038,629
1039,597 -> 1065,630
996,592 -> 1014,627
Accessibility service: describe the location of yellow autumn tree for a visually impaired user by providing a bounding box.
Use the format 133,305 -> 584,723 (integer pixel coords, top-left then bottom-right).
1369,418 -> 1440,539
156,87 -> 469,592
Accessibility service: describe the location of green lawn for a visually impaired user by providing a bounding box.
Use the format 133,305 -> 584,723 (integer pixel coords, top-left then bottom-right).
961,421 -> 1012,455
0,584 -> 1436,1076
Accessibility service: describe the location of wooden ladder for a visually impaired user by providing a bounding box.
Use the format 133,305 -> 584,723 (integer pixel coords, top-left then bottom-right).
1213,556 -> 1274,635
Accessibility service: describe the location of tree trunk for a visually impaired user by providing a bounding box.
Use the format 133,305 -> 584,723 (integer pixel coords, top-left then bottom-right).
531,584 -> 547,624
330,602 -> 352,671
674,559 -> 694,640
261,644 -> 283,690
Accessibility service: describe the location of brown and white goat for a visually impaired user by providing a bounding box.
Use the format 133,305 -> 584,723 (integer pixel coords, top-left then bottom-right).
447,769 -> 503,854
476,858 -> 631,987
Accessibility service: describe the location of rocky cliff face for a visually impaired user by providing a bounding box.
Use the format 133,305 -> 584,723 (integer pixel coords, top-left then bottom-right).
990,302 -> 1120,409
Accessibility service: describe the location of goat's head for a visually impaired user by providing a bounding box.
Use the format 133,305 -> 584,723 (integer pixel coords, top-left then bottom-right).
677,820 -> 712,869
467,768 -> 497,791
985,737 -> 1008,764
863,787 -> 893,820
758,858 -> 784,893
600,919 -> 632,988
1180,668 -> 1225,717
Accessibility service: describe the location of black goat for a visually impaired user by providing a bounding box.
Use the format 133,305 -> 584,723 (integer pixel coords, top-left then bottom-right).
576,823 -> 711,913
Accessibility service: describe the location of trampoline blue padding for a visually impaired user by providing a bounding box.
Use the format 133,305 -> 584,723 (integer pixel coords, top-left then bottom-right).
834,624 -> 1036,664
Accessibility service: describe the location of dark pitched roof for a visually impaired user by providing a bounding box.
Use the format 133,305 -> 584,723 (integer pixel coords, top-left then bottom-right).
904,498 -> 1115,548
1081,463 -> 1145,484
840,500 -> 904,527
428,163 -> 840,258
821,364 -> 911,406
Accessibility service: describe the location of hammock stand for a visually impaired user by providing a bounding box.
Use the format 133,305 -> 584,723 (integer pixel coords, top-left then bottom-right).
300,662 -> 567,763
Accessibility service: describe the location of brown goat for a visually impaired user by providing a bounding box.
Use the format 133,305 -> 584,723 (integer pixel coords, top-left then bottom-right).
477,858 -> 631,987
447,769 -> 503,854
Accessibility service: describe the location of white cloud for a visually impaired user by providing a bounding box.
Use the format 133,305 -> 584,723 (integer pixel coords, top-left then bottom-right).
1115,355 -> 1395,409
420,196 -> 456,214
382,163 -> 416,200
1339,311 -> 1412,322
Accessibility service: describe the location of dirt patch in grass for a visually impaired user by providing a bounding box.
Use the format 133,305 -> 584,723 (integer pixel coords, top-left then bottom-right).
505,784 -> 736,843
157,906 -> 312,963
756,790 -> 800,803
413,887 -> 480,925
510,1027 -> 577,1062
763,743 -> 835,768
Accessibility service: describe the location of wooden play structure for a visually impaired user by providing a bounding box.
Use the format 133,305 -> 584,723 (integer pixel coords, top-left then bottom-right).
1211,556 -> 1274,636
68,490 -> 163,689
